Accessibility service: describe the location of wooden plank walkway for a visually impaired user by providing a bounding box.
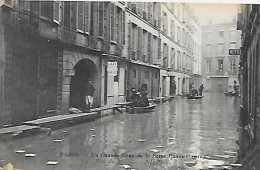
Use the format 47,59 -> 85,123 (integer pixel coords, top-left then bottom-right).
0,125 -> 40,135
23,112 -> 97,126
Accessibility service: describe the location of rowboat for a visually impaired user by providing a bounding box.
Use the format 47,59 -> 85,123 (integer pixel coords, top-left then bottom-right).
224,91 -> 236,96
187,95 -> 204,99
129,103 -> 156,114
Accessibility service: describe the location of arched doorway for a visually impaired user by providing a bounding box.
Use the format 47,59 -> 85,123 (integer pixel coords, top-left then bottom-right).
70,59 -> 98,110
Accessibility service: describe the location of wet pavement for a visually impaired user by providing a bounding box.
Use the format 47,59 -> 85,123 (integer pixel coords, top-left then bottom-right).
0,92 -> 240,170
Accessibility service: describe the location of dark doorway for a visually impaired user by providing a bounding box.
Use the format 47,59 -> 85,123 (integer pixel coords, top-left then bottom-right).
70,59 -> 97,110
170,76 -> 176,96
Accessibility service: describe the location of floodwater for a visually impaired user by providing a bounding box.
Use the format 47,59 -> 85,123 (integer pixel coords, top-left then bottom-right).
0,92 -> 240,170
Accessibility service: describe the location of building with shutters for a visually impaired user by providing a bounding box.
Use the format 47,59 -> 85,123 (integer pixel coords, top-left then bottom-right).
201,22 -> 241,92
0,1 -> 128,126
236,4 -> 260,169
0,1 -> 202,126
125,2 -> 201,97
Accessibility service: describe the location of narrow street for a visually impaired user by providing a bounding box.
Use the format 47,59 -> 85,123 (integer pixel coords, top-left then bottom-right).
0,92 -> 240,170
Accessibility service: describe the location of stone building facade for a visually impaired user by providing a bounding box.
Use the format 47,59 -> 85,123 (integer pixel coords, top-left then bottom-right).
201,22 -> 241,92
0,1 -> 202,126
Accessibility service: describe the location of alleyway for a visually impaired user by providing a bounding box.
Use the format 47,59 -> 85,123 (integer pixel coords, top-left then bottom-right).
0,92 -> 240,170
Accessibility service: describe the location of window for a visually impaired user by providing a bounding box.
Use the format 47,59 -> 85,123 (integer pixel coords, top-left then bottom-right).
218,31 -> 224,38
206,60 -> 211,73
171,20 -> 175,40
163,12 -> 168,34
230,30 -> 236,40
98,2 -> 104,36
230,42 -> 236,49
171,48 -> 175,69
177,27 -> 181,43
145,72 -> 149,79
218,43 -> 224,55
41,1 -> 52,19
177,51 -> 181,70
84,2 -> 90,33
77,1 -> 84,32
90,2 -> 95,35
158,38 -> 161,59
122,11 -> 126,44
182,28 -> 185,45
230,59 -> 236,71
131,23 -> 137,59
143,30 -> 148,62
116,7 -> 123,44
147,32 -> 152,63
218,59 -> 223,71
206,32 -> 212,41
110,3 -> 117,42
163,43 -> 168,68
206,44 -> 212,55
137,27 -> 143,61
133,70 -> 136,78
138,71 -> 141,86
53,0 -> 61,24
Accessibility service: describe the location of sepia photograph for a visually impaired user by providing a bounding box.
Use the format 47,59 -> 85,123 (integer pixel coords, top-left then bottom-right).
0,0 -> 258,169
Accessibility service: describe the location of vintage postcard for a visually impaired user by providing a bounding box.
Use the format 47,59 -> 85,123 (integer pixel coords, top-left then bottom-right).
0,0 -> 259,169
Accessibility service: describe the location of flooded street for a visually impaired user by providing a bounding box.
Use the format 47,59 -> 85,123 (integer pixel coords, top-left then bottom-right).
0,92 -> 240,170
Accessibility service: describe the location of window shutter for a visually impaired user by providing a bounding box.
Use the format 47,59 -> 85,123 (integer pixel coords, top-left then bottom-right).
98,2 -> 104,37
84,2 -> 90,33
122,11 -> 125,45
158,38 -> 161,59
77,1 -> 84,32
128,22 -> 132,59
71,2 -> 77,30
53,0 -> 60,24
110,4 -> 115,41
137,27 -> 141,60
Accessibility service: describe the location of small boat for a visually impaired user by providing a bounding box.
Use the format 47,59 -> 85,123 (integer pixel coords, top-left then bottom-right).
187,95 -> 204,99
162,97 -> 168,103
129,103 -> 156,114
224,91 -> 236,96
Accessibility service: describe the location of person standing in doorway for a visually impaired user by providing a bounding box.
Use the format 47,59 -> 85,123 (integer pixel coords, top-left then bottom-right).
199,84 -> 204,96
233,80 -> 239,96
85,79 -> 95,110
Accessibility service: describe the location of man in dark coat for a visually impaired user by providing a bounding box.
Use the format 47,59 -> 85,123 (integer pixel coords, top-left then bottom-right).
199,84 -> 204,96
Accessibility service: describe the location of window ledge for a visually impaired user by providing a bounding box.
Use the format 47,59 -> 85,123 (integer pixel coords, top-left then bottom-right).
111,40 -> 117,45
98,36 -> 104,40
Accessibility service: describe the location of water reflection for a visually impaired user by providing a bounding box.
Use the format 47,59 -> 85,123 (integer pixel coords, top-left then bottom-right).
0,92 -> 240,170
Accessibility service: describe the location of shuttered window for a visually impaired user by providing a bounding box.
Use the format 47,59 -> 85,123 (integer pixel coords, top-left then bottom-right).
90,2 -> 95,35
77,1 -> 84,32
110,3 -> 117,42
158,38 -> 161,59
98,2 -> 104,37
41,1 -> 52,19
84,2 -> 90,33
122,11 -> 126,45
137,27 -> 142,60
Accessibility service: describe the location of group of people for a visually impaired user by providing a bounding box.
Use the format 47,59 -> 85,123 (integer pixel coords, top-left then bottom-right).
227,80 -> 239,95
189,83 -> 204,97
129,83 -> 150,107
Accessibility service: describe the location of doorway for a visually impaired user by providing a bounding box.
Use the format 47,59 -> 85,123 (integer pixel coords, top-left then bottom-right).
70,59 -> 97,110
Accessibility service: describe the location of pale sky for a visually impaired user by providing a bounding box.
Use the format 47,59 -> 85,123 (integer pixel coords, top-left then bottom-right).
188,3 -> 239,25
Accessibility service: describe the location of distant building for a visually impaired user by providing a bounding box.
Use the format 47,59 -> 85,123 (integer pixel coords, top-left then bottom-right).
201,22 -> 241,92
